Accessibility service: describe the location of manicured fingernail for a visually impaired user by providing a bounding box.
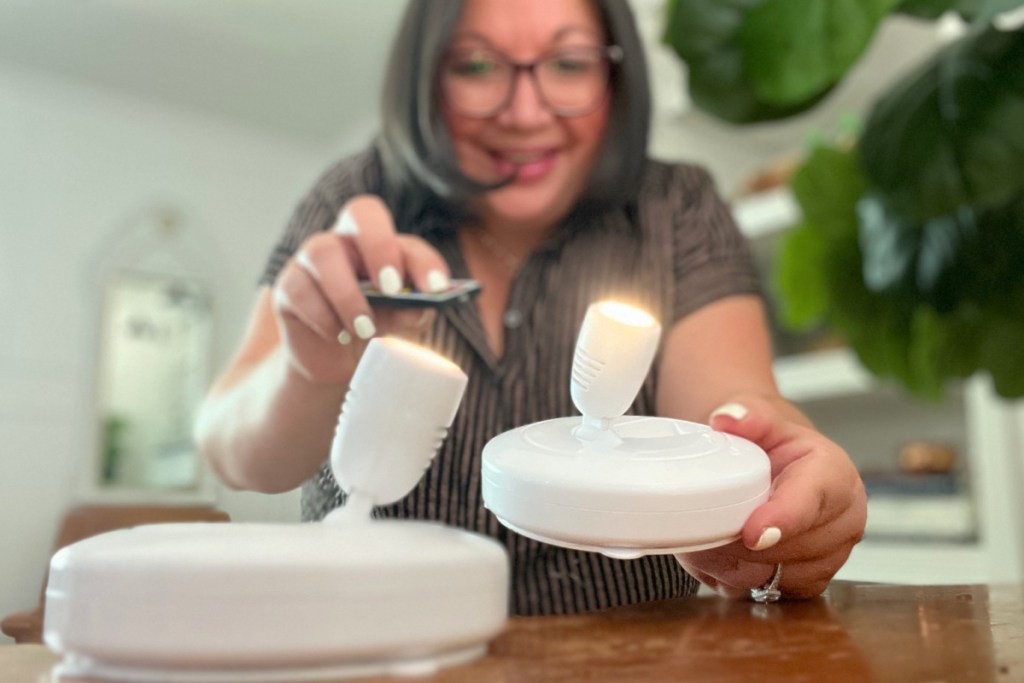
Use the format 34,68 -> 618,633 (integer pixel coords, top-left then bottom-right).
333,210 -> 359,235
353,314 -> 376,340
711,402 -> 748,421
426,269 -> 450,293
337,330 -> 352,346
753,527 -> 781,551
379,265 -> 402,295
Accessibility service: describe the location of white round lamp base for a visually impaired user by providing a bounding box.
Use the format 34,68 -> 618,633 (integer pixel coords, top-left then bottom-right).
491,516 -> 740,560
55,644 -> 487,683
44,521 -> 508,682
482,416 -> 771,558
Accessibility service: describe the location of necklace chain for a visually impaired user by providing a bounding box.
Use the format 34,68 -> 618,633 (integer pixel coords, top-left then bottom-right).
474,228 -> 523,273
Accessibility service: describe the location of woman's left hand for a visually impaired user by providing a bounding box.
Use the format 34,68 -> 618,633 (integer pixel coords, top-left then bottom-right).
675,395 -> 868,599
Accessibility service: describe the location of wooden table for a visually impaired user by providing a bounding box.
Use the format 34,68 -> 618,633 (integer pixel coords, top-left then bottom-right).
3,582 -> 1021,682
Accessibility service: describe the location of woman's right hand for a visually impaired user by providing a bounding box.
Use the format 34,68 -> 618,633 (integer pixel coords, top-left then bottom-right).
272,194 -> 451,384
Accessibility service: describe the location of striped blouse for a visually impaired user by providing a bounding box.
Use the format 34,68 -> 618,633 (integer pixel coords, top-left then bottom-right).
260,147 -> 762,616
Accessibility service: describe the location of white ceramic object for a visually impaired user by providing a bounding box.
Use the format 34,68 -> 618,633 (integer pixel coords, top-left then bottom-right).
330,337 -> 470,508
45,522 -> 508,682
45,337 -> 509,682
571,301 -> 661,434
482,302 -> 771,558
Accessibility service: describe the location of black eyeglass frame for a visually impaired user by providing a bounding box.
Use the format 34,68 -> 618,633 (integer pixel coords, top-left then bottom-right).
440,44 -> 624,119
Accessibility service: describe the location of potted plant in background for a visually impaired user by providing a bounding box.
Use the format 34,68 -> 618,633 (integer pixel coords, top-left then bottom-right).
663,0 -> 1024,400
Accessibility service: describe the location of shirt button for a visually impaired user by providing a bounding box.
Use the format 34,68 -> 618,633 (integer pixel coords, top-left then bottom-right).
503,309 -> 523,329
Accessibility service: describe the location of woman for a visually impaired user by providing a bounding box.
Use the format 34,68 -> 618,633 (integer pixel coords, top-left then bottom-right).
194,0 -> 867,615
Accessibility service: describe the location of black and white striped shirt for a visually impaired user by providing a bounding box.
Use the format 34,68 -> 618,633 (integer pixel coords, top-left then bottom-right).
261,147 -> 761,616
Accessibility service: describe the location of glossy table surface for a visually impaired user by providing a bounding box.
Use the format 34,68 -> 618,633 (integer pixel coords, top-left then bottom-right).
3,582 -> 1021,682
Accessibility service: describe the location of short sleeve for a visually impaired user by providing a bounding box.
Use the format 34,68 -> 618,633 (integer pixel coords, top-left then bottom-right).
258,148 -> 383,286
667,164 -> 762,322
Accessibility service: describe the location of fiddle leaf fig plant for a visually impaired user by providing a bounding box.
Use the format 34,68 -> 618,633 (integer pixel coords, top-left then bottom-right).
663,0 -> 900,123
664,0 -> 1024,399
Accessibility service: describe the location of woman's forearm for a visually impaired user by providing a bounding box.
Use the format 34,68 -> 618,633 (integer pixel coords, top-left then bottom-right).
194,346 -> 349,493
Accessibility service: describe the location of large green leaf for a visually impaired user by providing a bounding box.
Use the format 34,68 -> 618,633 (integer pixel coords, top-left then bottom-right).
776,146 -> 867,328
857,187 -> 1024,303
906,306 -> 973,399
774,222 -> 830,328
742,0 -> 899,105
979,316 -> 1024,396
662,0 -> 819,122
859,25 -> 1024,222
855,192 -> 919,292
790,145 -> 868,233
662,0 -> 894,122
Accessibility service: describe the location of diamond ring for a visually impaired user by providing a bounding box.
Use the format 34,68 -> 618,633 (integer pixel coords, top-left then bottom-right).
750,563 -> 783,603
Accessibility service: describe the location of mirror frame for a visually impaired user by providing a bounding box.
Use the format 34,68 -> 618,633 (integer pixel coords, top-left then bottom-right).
78,205 -> 222,504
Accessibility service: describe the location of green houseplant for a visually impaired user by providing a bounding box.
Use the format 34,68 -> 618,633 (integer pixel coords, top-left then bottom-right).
663,0 -> 1024,399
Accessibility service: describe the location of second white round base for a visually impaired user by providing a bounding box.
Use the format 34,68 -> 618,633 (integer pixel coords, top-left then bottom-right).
494,515 -> 740,560
482,416 -> 771,556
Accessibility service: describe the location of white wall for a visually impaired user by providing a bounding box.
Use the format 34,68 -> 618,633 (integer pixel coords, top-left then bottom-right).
1011,403 -> 1024,572
0,64 -> 361,637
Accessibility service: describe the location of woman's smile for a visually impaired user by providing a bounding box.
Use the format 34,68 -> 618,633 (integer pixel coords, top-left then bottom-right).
443,0 -> 611,232
489,147 -> 560,183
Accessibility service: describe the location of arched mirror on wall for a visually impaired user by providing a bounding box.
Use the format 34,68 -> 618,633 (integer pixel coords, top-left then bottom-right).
84,205 -> 218,501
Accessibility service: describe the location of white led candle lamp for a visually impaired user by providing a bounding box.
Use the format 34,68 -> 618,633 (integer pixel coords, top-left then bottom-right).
482,300 -> 772,558
570,301 -> 661,439
328,337 -> 468,521
44,337 -> 509,682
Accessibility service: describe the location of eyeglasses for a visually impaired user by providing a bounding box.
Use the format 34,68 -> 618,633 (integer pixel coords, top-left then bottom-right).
440,45 -> 623,118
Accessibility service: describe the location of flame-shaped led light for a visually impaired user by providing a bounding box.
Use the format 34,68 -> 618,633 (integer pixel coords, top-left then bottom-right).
570,301 -> 661,433
331,337 -> 468,509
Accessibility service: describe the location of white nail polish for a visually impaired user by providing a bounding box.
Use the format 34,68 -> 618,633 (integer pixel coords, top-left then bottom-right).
333,210 -> 359,235
353,315 -> 376,340
426,269 -> 450,294
379,266 -> 402,296
754,527 -> 781,551
711,402 -> 748,421
337,330 -> 352,346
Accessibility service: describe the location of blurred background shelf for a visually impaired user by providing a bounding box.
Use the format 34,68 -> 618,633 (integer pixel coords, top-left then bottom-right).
732,186 -> 800,239
837,542 -> 1000,586
773,348 -> 875,402
862,493 -> 975,542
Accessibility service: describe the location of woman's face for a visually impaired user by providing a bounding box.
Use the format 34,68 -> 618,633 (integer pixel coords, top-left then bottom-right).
441,0 -> 612,232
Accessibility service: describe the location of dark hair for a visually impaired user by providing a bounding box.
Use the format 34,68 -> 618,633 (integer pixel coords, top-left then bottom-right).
376,0 -> 651,229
